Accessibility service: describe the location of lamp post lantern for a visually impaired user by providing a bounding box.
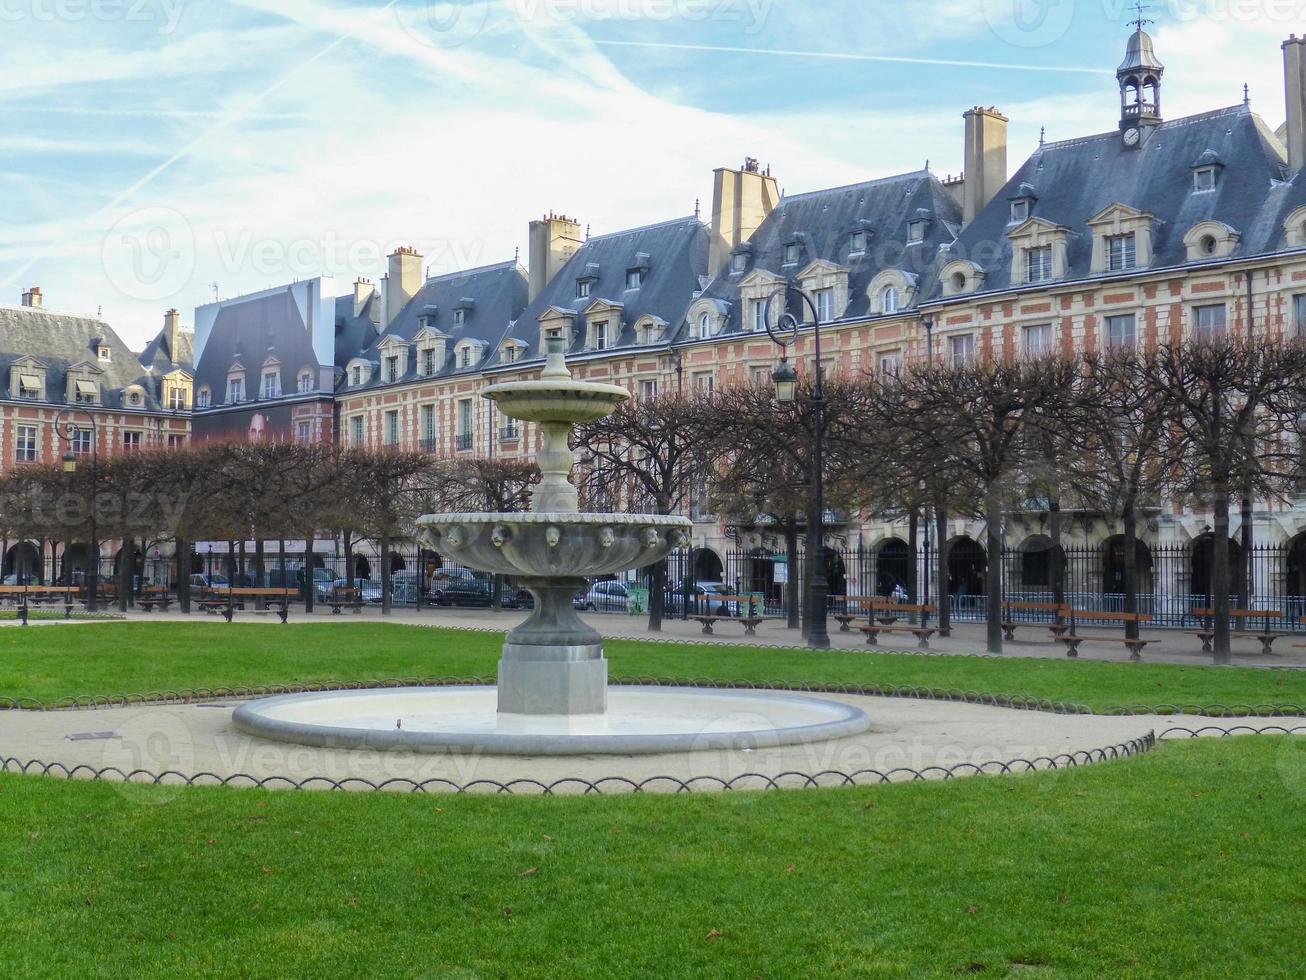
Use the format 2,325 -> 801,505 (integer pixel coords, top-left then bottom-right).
764,284 -> 830,650
54,409 -> 98,612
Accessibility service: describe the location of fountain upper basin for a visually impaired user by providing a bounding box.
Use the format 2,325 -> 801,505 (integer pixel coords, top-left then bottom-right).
416,512 -> 691,579
483,380 -> 631,424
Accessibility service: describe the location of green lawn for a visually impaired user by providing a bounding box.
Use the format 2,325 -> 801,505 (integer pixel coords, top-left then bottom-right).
0,738 -> 1301,978
2,622 -> 1305,713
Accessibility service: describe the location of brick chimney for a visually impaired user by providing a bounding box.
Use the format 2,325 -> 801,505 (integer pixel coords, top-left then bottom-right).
962,107 -> 1009,224
21,286 -> 42,308
164,308 -> 182,361
383,247 -> 423,327
528,213 -> 584,302
1284,36 -> 1306,171
708,159 -> 779,277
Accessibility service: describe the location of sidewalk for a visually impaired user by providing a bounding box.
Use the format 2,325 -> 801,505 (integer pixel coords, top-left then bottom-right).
100,604 -> 1306,668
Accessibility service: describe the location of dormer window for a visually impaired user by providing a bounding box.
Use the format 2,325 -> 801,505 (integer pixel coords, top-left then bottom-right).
262,370 -> 281,399
383,355 -> 400,383
501,344 -> 521,364
698,312 -> 712,338
351,366 -> 362,386
882,286 -> 899,315
576,279 -> 591,299
815,288 -> 835,322
168,386 -> 188,411
420,346 -> 437,376
849,231 -> 868,254
1011,200 -> 1030,223
1194,167 -> 1217,192
97,346 -> 111,363
625,268 -> 644,290
74,380 -> 99,405
907,220 -> 926,244
592,320 -> 610,350
457,344 -> 476,369
453,309 -> 466,327
197,386 -> 211,408
1106,233 -> 1137,272
730,252 -> 749,275
1026,246 -> 1053,283
1190,149 -> 1223,193
18,374 -> 41,399
228,377 -> 245,403
783,242 -> 801,265
298,370 -> 314,394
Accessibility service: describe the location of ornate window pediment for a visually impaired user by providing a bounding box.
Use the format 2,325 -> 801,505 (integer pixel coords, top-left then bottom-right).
345,357 -> 372,388
1184,220 -> 1241,261
1008,217 -> 1071,284
538,305 -> 577,349
633,315 -> 668,346
582,298 -> 624,351
686,298 -> 731,339
867,269 -> 919,315
1086,203 -> 1154,273
10,355 -> 46,401
797,259 -> 850,323
65,360 -> 102,405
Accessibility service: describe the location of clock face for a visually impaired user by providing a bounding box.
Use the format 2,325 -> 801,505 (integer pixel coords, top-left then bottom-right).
1123,127 -> 1141,147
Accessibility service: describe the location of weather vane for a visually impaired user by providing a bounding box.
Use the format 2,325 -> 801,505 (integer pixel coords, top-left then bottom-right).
1131,0 -> 1154,32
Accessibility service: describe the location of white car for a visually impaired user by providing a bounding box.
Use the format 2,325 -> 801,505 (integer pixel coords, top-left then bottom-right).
575,580 -> 632,613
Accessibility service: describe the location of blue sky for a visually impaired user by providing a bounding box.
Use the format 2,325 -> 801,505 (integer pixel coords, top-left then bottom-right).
0,0 -> 1294,347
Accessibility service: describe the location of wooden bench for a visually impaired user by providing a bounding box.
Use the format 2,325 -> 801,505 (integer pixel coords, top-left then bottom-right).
1001,600 -> 1067,641
1057,609 -> 1153,660
206,588 -> 298,623
327,588 -> 364,615
0,585 -> 79,622
1186,609 -> 1288,657
860,605 -> 938,649
831,596 -> 909,631
691,597 -> 777,637
137,586 -> 174,613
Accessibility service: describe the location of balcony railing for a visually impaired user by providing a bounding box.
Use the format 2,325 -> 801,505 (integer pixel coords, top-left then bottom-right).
419,438 -> 439,453
455,434 -> 474,452
499,425 -> 520,441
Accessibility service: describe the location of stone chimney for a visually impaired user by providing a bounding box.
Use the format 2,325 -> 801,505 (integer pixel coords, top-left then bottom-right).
962,107 -> 1009,224
1284,36 -> 1306,171
709,159 -> 779,277
21,286 -> 42,308
528,213 -> 584,302
353,277 -> 375,319
384,247 -> 423,327
164,308 -> 182,361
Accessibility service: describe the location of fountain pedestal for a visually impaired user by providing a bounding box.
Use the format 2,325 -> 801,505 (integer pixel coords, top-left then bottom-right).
499,576 -> 606,715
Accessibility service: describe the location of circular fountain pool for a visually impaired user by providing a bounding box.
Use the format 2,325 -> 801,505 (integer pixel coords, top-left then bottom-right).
232,686 -> 872,756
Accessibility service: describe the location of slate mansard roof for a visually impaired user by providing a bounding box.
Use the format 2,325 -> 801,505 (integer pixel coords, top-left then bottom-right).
485,216 -> 709,370
139,326 -> 194,374
680,170 -> 963,339
349,260 -> 528,389
334,290 -> 380,372
0,304 -> 167,410
931,104 -> 1294,301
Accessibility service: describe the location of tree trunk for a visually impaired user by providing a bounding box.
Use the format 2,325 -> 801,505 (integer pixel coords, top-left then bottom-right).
303,540 -> 315,614
1049,498 -> 1065,611
907,508 -> 919,603
380,535 -> 392,616
254,539 -> 266,609
647,558 -> 666,633
1212,488 -> 1232,664
118,537 -> 132,612
491,573 -> 503,612
343,532 -> 354,588
1123,503 -> 1139,641
935,504 -> 951,637
984,489 -> 1003,654
785,520 -> 801,630
177,536 -> 191,614
1239,490 -> 1253,609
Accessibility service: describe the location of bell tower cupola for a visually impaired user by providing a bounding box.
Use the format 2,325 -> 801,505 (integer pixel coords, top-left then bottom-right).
1117,3 -> 1164,148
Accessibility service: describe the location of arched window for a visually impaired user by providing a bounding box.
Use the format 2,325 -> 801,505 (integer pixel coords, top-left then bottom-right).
698,312 -> 711,338
882,286 -> 899,315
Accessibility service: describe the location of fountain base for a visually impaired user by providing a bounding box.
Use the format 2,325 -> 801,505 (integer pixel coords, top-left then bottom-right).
232,686 -> 873,756
497,646 -> 607,715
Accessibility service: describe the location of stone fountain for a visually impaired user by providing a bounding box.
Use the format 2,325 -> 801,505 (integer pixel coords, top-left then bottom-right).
233,338 -> 870,755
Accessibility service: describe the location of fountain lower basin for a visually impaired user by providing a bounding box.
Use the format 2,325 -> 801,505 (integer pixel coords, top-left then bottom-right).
232,686 -> 873,756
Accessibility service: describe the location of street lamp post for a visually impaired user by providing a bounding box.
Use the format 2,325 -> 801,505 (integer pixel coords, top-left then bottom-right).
55,409 -> 98,613
765,284 -> 830,650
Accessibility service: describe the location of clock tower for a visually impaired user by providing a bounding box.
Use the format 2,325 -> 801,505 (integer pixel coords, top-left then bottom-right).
1117,7 -> 1165,149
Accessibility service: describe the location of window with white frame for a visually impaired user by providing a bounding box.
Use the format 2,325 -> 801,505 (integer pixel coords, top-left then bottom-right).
879,350 -> 903,378
730,253 -> 748,275
351,416 -> 364,445
949,334 -> 975,367
296,421 -> 311,444
697,312 -> 712,338
72,429 -> 92,456
15,424 -> 36,463
458,345 -> 475,369
815,288 -> 835,322
421,404 -> 436,446
453,309 -> 466,327
73,378 -> 98,405
882,286 -> 899,315
168,386 -> 188,411
1011,199 -> 1030,223
1193,303 -> 1226,341
97,346 -> 111,363
123,431 -> 142,452
783,242 -> 801,265
1023,323 -> 1054,358
751,299 -> 767,333
350,366 -> 362,386
298,371 -> 313,394
262,370 -> 280,399
1106,233 -> 1137,272
625,268 -> 643,289
1026,246 -> 1053,283
383,356 -> 399,383
457,400 -> 474,449
17,374 -> 41,399
420,346 -> 437,375
692,371 -> 714,395
502,344 -> 520,364
639,379 -> 658,401
197,386 -> 210,408
592,320 -> 610,350
385,410 -> 399,446
577,279 -> 591,299
228,377 -> 245,403
1294,294 -> 1306,336
1106,313 -> 1136,350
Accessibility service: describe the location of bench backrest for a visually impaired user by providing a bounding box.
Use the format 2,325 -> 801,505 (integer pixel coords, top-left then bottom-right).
1068,609 -> 1152,623
213,587 -> 298,597
1192,608 -> 1279,619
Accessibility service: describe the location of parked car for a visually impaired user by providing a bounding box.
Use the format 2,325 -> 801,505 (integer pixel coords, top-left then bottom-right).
426,568 -> 480,602
433,579 -> 524,608
662,582 -> 742,616
189,573 -> 229,592
574,580 -> 632,613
